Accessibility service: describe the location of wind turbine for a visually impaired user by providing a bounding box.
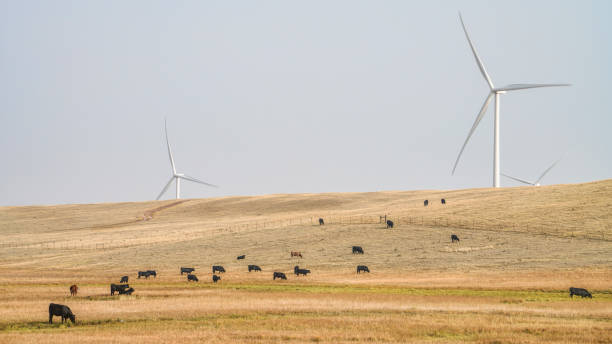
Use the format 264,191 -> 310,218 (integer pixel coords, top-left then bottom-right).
502,157 -> 562,186
156,119 -> 217,200
452,13 -> 570,187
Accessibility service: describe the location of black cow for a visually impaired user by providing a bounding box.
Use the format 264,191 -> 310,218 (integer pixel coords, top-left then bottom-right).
237,255 -> 246,260
451,234 -> 460,243
110,284 -> 130,296
147,270 -> 157,278
294,265 -> 310,276
120,276 -> 128,283
424,200 -> 429,206
187,274 -> 199,282
48,303 -> 75,324
386,220 -> 394,229
212,275 -> 221,283
352,246 -> 364,254
248,265 -> 262,272
356,265 -> 370,273
441,198 -> 446,205
569,287 -> 592,298
138,271 -> 152,279
181,267 -> 195,275
319,218 -> 324,225
212,265 -> 226,274
119,287 -> 134,295
273,272 -> 287,280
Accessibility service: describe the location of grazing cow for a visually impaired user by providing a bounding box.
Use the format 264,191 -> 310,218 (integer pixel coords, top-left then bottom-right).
180,267 -> 195,275
273,272 -> 287,280
294,265 -> 311,276
138,271 -> 150,279
187,274 -> 199,282
212,275 -> 221,283
569,287 -> 592,298
319,218 -> 324,225
424,200 -> 429,206
386,220 -> 394,229
290,251 -> 303,258
356,265 -> 370,273
237,255 -> 246,260
120,276 -> 128,283
69,285 -> 78,296
212,265 -> 226,274
48,303 -> 75,324
110,284 -> 130,296
248,265 -> 262,272
146,270 -> 157,278
451,234 -> 460,243
352,246 -> 364,254
441,198 -> 446,205
119,287 -> 134,295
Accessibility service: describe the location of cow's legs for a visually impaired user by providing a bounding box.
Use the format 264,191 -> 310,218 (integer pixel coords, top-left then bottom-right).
49,313 -> 53,324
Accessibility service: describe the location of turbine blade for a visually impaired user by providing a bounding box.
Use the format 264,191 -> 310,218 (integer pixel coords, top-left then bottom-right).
180,174 -> 218,188
535,158 -> 562,184
156,177 -> 175,200
165,118 -> 177,174
501,173 -> 534,185
452,93 -> 494,174
459,12 -> 494,90
496,83 -> 571,92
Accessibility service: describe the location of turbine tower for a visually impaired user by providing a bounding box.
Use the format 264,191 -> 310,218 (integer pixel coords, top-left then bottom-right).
502,157 -> 562,186
156,119 -> 217,200
452,13 -> 570,187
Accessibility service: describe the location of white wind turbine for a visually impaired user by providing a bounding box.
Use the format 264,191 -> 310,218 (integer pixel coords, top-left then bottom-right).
156,119 -> 217,200
502,157 -> 562,187
452,13 -> 570,187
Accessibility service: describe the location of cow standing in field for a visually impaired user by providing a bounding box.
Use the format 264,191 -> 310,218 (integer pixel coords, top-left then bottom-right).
352,246 -> 364,254
49,303 -> 75,324
319,218 -> 324,225
119,287 -> 134,295
248,265 -> 262,272
212,266 -> 226,274
110,284 -> 131,296
386,220 -> 394,229
120,276 -> 128,283
237,255 -> 246,260
181,267 -> 195,275
69,285 -> 78,296
273,272 -> 287,280
451,234 -> 460,243
212,275 -> 221,283
441,198 -> 446,205
294,266 -> 310,276
147,270 -> 157,278
187,274 -> 199,282
356,265 -> 370,273
291,251 -> 303,258
138,271 -> 150,279
569,287 -> 592,298
424,200 -> 429,206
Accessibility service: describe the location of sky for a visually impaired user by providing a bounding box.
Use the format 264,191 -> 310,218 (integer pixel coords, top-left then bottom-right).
0,0 -> 611,206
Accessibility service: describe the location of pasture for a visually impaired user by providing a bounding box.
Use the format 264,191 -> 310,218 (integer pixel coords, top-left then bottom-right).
0,180 -> 611,343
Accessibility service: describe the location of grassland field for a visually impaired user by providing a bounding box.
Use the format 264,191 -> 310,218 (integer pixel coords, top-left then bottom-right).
0,180 -> 611,343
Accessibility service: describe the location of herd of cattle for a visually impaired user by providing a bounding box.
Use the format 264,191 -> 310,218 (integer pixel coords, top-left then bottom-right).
46,200 -> 595,325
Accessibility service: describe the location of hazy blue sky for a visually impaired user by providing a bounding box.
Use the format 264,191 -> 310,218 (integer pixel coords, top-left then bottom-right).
1,1 -> 610,206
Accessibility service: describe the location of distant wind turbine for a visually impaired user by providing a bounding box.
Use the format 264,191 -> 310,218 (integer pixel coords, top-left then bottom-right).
502,158 -> 562,186
452,13 -> 570,187
156,119 -> 217,200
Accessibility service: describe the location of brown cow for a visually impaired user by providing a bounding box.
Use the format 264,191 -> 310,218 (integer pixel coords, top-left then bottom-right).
70,285 -> 78,296
290,251 -> 302,258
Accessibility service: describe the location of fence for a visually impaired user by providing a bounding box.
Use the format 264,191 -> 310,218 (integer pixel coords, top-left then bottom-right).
1,213 -> 609,251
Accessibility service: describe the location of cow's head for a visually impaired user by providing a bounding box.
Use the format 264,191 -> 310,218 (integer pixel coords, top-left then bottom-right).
68,314 -> 76,323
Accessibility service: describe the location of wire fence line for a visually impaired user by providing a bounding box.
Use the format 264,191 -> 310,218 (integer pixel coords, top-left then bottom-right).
1,213 -> 609,251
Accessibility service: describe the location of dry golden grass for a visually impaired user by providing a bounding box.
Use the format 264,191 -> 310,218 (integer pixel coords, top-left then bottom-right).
0,180 -> 611,343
